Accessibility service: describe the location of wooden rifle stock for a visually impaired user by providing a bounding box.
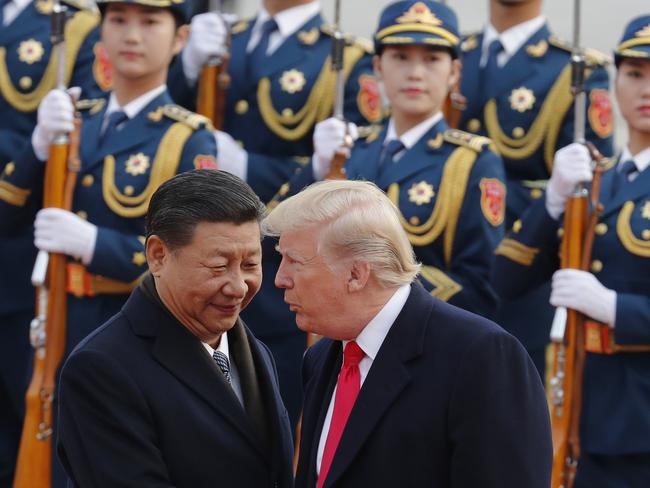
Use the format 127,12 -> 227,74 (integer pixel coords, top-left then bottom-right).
197,55 -> 230,130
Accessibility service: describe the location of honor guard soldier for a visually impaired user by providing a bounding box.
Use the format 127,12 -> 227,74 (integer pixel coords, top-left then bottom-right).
493,15 -> 650,487
170,0 -> 383,429
0,0 -> 106,485
278,0 -> 506,319
458,0 -> 614,376
0,0 -> 216,485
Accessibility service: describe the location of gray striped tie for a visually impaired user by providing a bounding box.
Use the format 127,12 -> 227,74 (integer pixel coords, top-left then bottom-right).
212,350 -> 232,384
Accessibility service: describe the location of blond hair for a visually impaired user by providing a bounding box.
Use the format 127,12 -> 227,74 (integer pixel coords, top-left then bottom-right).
263,180 -> 420,287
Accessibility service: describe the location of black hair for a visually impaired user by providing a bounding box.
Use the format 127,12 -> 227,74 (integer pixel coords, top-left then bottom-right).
145,170 -> 266,250
376,44 -> 458,60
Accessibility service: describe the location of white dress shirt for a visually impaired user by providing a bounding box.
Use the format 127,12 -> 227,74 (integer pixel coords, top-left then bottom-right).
2,0 -> 30,26
619,145 -> 650,181
102,84 -> 167,133
383,111 -> 444,161
316,284 -> 411,474
202,331 -> 244,405
481,15 -> 547,68
247,1 -> 321,55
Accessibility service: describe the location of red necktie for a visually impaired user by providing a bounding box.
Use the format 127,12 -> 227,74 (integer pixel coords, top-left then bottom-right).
317,341 -> 365,488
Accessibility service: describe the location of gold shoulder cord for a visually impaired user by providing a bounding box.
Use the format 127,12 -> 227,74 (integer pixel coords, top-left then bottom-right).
0,10 -> 99,112
616,201 -> 650,257
256,44 -> 366,141
483,64 -> 592,173
387,146 -> 477,266
102,123 -> 193,218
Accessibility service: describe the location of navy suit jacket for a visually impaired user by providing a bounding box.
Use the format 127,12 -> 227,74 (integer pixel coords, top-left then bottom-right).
57,287 -> 294,488
296,284 -> 552,488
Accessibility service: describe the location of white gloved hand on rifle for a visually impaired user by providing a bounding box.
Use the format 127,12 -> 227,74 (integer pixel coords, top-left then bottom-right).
312,118 -> 358,180
182,12 -> 229,83
32,87 -> 81,161
550,268 -> 617,326
34,208 -> 98,265
214,130 -> 247,181
546,143 -> 593,220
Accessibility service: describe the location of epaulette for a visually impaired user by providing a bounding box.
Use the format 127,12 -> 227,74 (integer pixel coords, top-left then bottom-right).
153,105 -> 213,131
61,0 -> 99,13
548,36 -> 611,66
461,31 -> 480,52
321,25 -> 374,54
443,129 -> 493,152
75,98 -> 105,114
231,18 -> 252,35
358,124 -> 383,144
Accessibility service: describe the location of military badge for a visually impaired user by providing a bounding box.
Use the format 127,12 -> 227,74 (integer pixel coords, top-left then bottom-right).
132,252 -> 146,267
298,28 -> 320,46
408,181 -> 435,206
193,154 -> 218,170
588,89 -> 613,139
357,74 -> 382,123
35,0 -> 53,14
396,2 -> 442,26
479,178 -> 506,226
280,69 -> 306,94
125,153 -> 150,176
93,44 -> 113,92
509,87 -> 536,113
17,40 -> 44,65
231,20 -> 250,35
642,201 -> 650,221
526,40 -> 548,57
461,35 -> 478,52
427,133 -> 443,150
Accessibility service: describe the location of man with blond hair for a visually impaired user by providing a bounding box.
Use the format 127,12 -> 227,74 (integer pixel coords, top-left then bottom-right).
266,180 -> 552,488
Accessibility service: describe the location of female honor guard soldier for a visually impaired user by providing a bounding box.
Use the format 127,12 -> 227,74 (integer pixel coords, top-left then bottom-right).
278,0 -> 506,318
492,15 -> 650,487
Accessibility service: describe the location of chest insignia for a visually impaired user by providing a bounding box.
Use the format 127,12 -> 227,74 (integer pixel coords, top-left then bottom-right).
526,40 -> 548,57
280,69 -> 306,94
480,178 -> 506,226
231,20 -> 250,35
357,74 -> 382,123
298,28 -> 320,46
125,153 -> 150,176
408,181 -> 435,206
17,39 -> 45,65
588,89 -> 613,139
642,201 -> 650,221
509,87 -> 536,113
92,43 -> 113,92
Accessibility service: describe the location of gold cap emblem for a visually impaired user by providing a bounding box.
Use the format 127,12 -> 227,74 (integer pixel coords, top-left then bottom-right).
396,2 -> 442,26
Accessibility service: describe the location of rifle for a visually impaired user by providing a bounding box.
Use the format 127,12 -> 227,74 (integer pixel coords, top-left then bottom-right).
196,1 -> 231,130
13,3 -> 81,486
325,0 -> 352,180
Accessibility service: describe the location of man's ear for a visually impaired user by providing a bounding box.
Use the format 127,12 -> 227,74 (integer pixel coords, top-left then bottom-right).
146,235 -> 167,277
348,260 -> 371,293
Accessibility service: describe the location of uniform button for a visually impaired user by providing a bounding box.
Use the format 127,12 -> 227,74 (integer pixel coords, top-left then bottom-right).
557,228 -> 564,238
512,126 -> 525,138
82,174 -> 94,187
467,118 -> 481,132
409,216 -> 420,225
76,211 -> 88,220
124,185 -> 135,196
595,223 -> 608,235
643,230 -> 650,240
590,260 -> 603,273
282,108 -> 294,118
19,76 -> 32,90
530,188 -> 543,199
4,162 -> 15,175
235,100 -> 249,115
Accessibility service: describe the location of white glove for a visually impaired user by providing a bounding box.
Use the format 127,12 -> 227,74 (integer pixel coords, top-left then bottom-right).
546,143 -> 593,220
550,268 -> 617,326
214,130 -> 248,181
182,12 -> 229,83
312,118 -> 358,180
32,87 -> 81,161
34,208 -> 98,265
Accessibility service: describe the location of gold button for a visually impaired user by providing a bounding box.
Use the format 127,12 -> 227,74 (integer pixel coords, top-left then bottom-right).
467,118 -> 481,132
557,228 -> 565,238
19,76 -> 32,89
124,185 -> 135,196
4,162 -> 15,175
643,230 -> 650,240
81,174 -> 94,187
530,188 -> 543,199
235,100 -> 249,115
512,127 -> 525,138
595,223 -> 608,235
409,216 -> 420,225
512,219 -> 522,233
278,183 -> 289,196
236,140 -> 244,148
282,108 -> 294,118
76,210 -> 88,220
591,260 -> 603,273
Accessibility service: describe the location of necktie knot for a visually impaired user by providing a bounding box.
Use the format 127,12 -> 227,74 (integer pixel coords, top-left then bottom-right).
619,159 -> 636,177
343,341 -> 365,368
384,139 -> 405,159
212,349 -> 232,384
487,39 -> 503,60
260,18 -> 278,36
101,110 -> 127,144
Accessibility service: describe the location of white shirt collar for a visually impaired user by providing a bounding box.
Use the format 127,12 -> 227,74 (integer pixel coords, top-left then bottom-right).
385,112 -> 443,151
250,1 -> 321,52
105,84 -> 167,120
620,146 -> 650,174
202,331 -> 231,361
2,0 -> 31,25
481,15 -> 546,67
343,284 -> 410,361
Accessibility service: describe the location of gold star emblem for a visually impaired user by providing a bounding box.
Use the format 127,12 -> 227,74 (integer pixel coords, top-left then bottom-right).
408,181 -> 435,206
125,153 -> 150,176
17,39 -> 45,65
279,70 -> 306,94
132,252 -> 146,267
509,87 -> 536,113
641,201 -> 650,220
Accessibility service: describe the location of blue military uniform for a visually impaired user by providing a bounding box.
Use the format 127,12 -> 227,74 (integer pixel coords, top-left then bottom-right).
0,0 -> 105,484
459,23 -> 615,375
492,16 -> 650,486
168,6 -> 382,429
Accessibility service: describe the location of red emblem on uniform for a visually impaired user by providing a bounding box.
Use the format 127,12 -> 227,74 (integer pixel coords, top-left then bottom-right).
193,154 -> 218,170
93,43 -> 113,92
588,89 -> 613,139
357,74 -> 382,123
479,178 -> 506,226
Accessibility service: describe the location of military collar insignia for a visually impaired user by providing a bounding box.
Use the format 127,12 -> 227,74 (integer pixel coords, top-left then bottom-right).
396,2 -> 442,26
76,98 -> 106,114
18,40 -> 45,65
509,87 -> 536,113
408,181 -> 435,206
298,27 -> 320,45
427,133 -> 444,150
526,39 -> 548,57
231,20 -> 250,35
280,69 -> 306,94
36,0 -> 53,14
461,35 -> 478,52
642,201 -> 650,221
125,153 -> 150,176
